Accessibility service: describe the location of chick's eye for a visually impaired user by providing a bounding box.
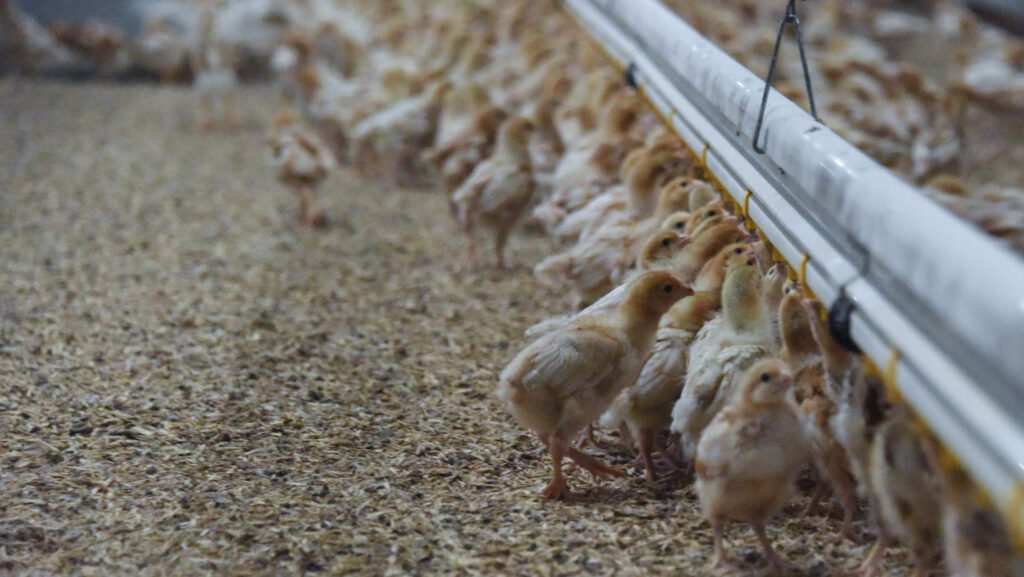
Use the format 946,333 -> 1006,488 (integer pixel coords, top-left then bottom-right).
663,284 -> 673,293
705,210 -> 716,217
760,373 -> 771,382
733,248 -> 743,254
673,222 -> 684,230
661,238 -> 671,247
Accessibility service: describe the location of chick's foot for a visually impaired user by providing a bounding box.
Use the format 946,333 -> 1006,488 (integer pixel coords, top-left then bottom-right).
566,446 -> 626,479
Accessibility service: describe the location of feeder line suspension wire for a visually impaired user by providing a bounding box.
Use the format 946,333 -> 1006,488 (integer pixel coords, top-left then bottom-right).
563,0 -> 1024,543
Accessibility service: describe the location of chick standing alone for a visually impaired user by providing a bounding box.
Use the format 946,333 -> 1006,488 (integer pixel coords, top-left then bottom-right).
269,110 -> 335,228
695,359 -> 812,570
451,116 -> 535,269
498,271 -> 692,500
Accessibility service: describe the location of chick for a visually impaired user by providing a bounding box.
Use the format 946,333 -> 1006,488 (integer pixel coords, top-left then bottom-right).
193,0 -> 238,129
528,95 -> 567,192
423,105 -> 508,192
49,20 -> 125,79
665,216 -> 748,283
498,271 -> 692,500
672,260 -> 773,461
600,291 -> 718,482
695,358 -> 812,569
637,231 -> 693,271
534,92 -> 643,232
0,0 -> 77,75
804,298 -> 893,572
691,242 -> 757,308
349,80 -> 453,187
936,466 -> 1024,577
534,177 -> 695,309
451,116 -> 535,269
867,405 -> 944,577
781,288 -> 860,543
269,109 -> 335,228
554,149 -> 688,242
138,16 -> 192,84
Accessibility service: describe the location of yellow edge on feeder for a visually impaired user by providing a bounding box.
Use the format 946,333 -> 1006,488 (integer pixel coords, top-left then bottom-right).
1011,483 -> 1024,551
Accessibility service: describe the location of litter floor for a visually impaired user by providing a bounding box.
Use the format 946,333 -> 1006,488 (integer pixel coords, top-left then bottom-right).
0,80 -> 913,576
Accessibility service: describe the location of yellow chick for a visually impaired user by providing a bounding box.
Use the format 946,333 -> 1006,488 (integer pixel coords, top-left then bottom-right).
498,271 -> 692,500
695,358 -> 812,570
691,242 -> 757,307
760,263 -> 789,350
867,405 -> 944,577
672,260 -> 773,460
600,291 -> 718,482
269,109 -> 336,228
686,181 -> 721,213
450,116 -> 535,269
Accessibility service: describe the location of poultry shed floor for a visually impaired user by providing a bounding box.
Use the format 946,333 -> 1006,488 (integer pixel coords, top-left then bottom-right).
0,80 -> 913,577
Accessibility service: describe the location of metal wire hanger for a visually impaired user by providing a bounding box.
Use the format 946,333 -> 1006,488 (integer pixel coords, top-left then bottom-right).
752,0 -> 819,154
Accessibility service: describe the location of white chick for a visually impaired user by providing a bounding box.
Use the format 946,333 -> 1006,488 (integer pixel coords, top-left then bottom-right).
498,271 -> 692,500
695,358 -> 812,570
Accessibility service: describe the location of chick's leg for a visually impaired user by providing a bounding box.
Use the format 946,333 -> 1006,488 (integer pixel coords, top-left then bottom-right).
494,227 -> 509,270
457,208 -> 477,269
638,428 -> 658,484
709,520 -> 736,571
541,435 -> 576,501
801,477 -> 828,518
751,521 -> 785,568
855,532 -> 888,577
298,185 -> 325,228
566,446 -> 626,479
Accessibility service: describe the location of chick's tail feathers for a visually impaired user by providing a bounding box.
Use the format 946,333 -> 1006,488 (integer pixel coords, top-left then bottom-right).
598,392 -> 630,431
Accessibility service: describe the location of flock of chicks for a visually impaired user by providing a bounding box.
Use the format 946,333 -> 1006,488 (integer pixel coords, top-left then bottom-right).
3,0 -> 1022,575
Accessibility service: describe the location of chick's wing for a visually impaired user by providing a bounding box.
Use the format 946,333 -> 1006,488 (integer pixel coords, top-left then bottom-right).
517,328 -> 623,399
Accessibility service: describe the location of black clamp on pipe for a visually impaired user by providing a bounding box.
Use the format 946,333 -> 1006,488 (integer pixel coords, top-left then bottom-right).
828,291 -> 862,354
624,62 -> 639,89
